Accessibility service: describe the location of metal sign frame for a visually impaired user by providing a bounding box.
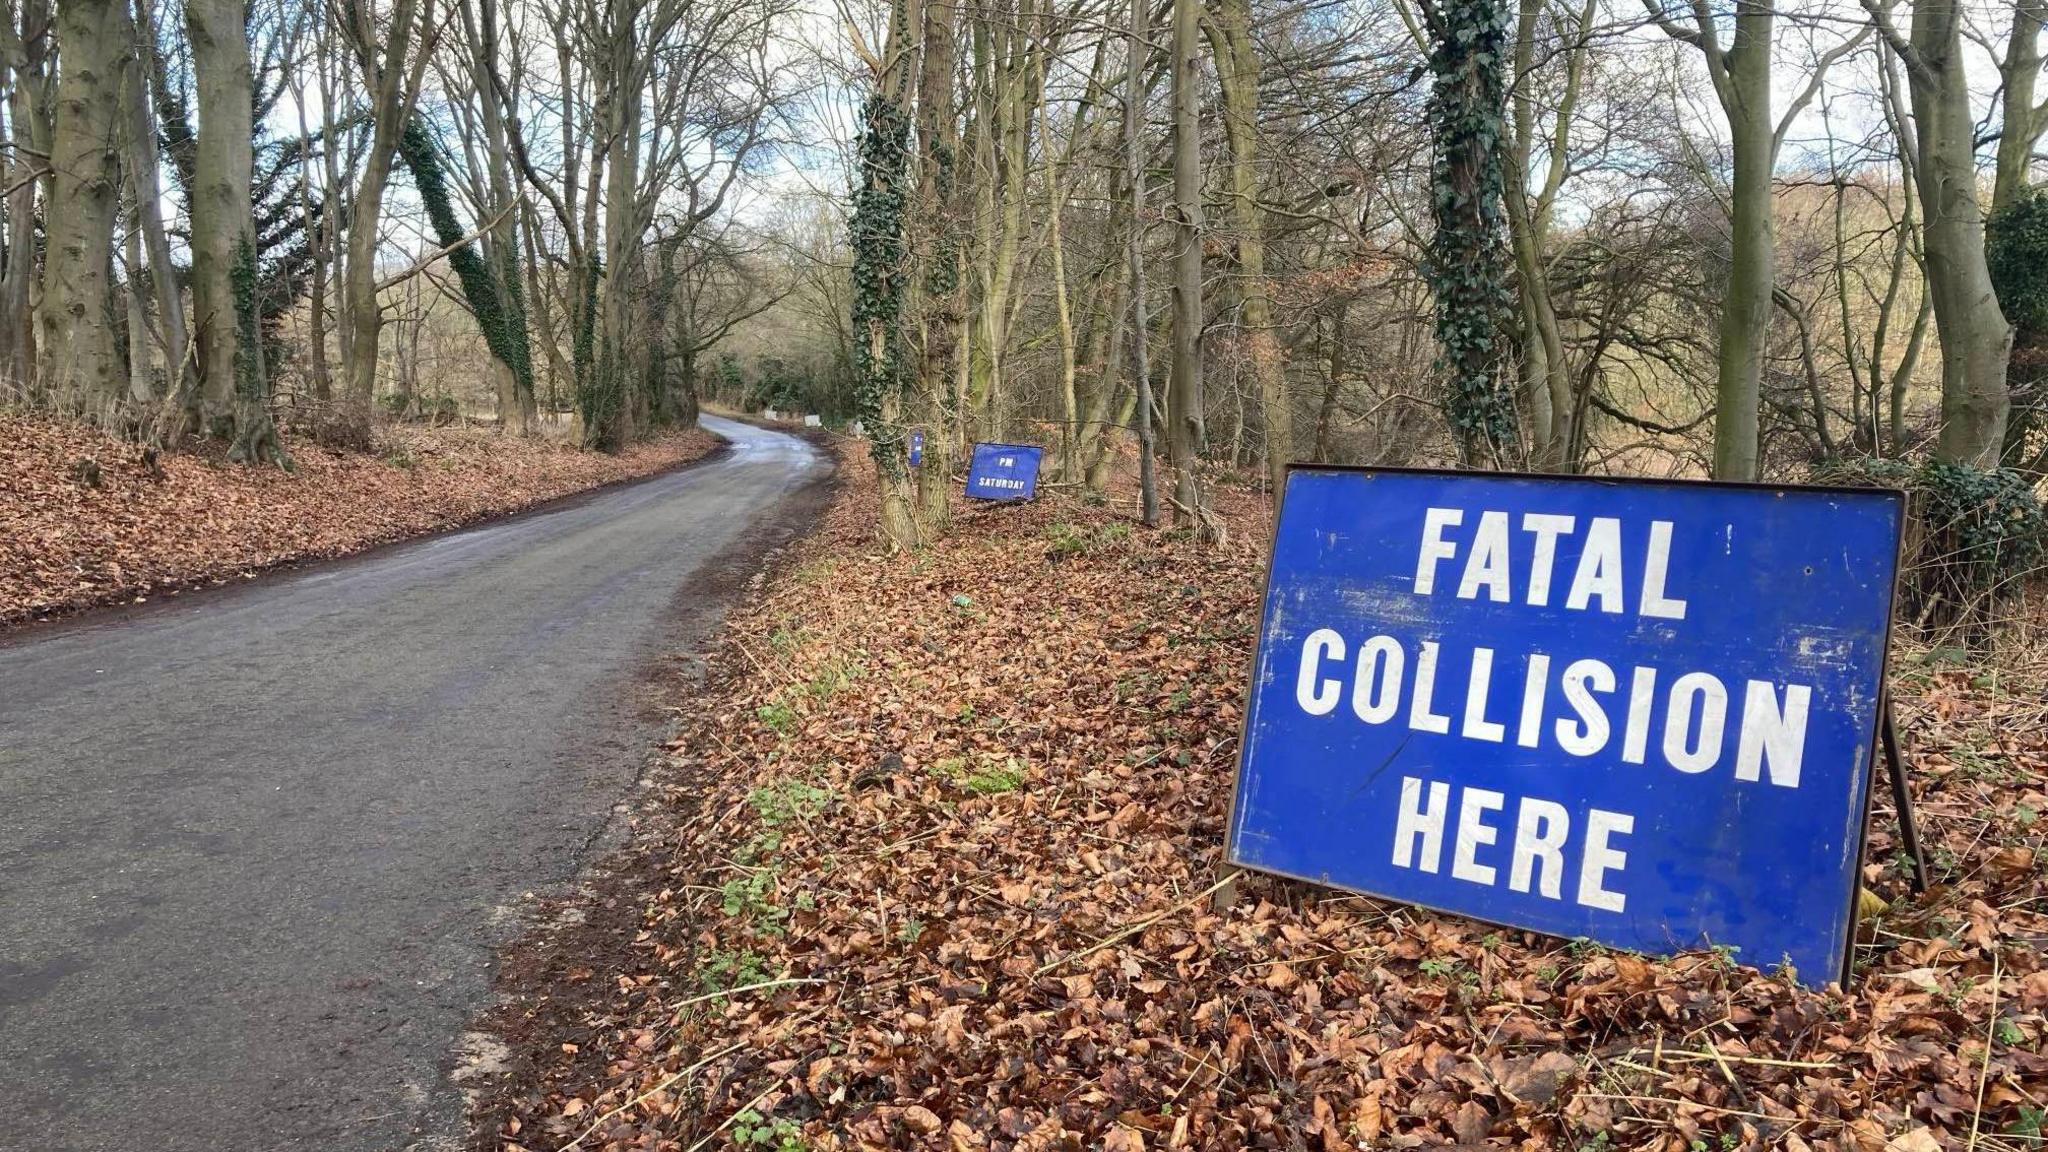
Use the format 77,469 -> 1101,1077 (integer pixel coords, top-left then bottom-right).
1221,463 -> 1907,987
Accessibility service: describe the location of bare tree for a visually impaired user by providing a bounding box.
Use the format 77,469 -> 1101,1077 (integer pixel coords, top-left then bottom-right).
1168,0 -> 1214,534
1867,0 -> 2016,466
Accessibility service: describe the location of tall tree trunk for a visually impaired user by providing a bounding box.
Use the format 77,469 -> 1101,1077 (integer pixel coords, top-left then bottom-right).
1427,0 -> 1517,466
122,206 -> 151,407
964,4 -> 1038,444
339,142 -> 393,447
1712,12 -> 1773,481
294,92 -> 329,404
588,17 -> 645,453
1208,0 -> 1288,492
124,8 -> 188,427
1874,0 -> 2016,464
914,0 -> 961,538
457,0 -> 535,434
1075,237 -> 1130,493
188,0 -> 284,461
0,0 -> 51,397
1506,0 -> 1590,470
1993,0 -> 2045,213
851,0 -> 922,550
38,0 -> 129,423
1040,91 -> 1082,483
335,0 -> 434,448
521,205 -> 566,413
1650,0 -> 1863,476
1168,0 -> 1212,535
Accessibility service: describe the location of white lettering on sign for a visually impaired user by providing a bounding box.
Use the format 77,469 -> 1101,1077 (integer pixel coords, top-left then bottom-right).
1391,775 -> 1635,912
1291,632 -> 1811,784
1296,628 -> 1343,715
1291,501 -> 1830,921
1414,507 -> 1689,620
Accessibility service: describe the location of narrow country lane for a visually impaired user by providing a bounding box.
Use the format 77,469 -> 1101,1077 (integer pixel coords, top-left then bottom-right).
0,416 -> 831,1152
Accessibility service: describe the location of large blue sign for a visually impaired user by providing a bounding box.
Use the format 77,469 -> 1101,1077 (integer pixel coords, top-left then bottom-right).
1228,468 -> 1903,983
966,443 -> 1042,501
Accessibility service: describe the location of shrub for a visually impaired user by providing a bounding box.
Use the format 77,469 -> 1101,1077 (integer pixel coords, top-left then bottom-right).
1814,457 -> 2048,641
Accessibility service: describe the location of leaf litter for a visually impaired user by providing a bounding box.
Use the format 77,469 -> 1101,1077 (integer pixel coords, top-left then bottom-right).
0,411 -> 721,626
473,444 -> 2047,1152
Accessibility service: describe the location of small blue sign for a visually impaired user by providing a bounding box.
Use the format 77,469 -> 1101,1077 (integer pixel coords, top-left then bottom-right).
909,430 -> 924,468
1229,468 -> 1903,983
965,442 -> 1042,501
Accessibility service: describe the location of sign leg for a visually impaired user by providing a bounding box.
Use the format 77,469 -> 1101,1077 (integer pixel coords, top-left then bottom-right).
1210,862 -> 1241,912
1881,699 -> 1930,895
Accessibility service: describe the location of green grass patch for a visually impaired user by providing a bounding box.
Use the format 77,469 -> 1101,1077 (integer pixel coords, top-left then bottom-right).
756,698 -> 797,735
934,755 -> 1026,795
1045,520 -> 1132,557
749,777 -> 833,827
696,948 -> 776,999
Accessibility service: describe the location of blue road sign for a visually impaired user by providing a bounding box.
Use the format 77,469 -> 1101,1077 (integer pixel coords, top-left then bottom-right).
1228,467 -> 1903,984
909,430 -> 924,468
966,443 -> 1042,501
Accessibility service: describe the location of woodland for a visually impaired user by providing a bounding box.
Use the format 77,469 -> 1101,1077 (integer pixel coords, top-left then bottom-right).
2,0 -> 2043,564
3,0 -> 2047,1145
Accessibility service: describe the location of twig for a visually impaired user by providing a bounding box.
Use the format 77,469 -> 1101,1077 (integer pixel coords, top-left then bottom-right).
667,976 -> 825,1012
1618,1047 -> 1838,1070
1703,1041 -> 1751,1108
1966,952 -> 2003,1151
1169,1042 -> 1223,1101
374,197 -> 525,293
555,1040 -> 746,1151
1034,873 -> 1236,975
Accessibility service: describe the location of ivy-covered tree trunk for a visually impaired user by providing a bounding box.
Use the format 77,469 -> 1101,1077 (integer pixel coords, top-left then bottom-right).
912,0 -> 963,540
1424,0 -> 1519,467
187,0 -> 284,462
1989,188 -> 2048,471
470,0 -> 537,433
852,86 -> 919,552
395,115 -> 534,437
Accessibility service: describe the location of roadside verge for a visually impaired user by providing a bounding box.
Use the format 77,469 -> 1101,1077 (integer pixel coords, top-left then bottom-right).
469,445 -> 2045,1151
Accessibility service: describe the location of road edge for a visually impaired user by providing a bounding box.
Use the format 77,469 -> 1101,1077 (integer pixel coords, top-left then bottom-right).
455,438 -> 858,1150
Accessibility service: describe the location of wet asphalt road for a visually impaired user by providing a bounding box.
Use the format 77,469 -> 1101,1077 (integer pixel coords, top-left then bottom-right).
0,417 -> 829,1151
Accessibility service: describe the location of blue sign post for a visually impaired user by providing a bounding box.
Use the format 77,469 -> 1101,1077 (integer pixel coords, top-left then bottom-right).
1228,467 -> 1903,984
909,430 -> 925,468
965,443 -> 1043,501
